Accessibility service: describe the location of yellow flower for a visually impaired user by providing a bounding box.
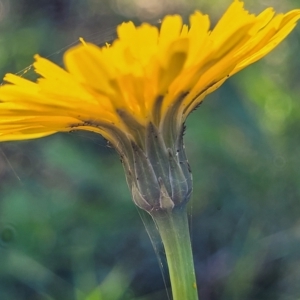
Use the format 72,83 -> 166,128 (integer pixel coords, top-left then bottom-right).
0,1 -> 299,146
0,0 -> 300,212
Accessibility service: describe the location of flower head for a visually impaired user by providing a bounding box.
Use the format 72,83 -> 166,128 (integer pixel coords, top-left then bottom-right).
1,1 -> 299,212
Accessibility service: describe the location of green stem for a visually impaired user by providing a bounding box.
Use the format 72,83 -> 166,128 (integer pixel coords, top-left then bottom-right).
151,207 -> 198,300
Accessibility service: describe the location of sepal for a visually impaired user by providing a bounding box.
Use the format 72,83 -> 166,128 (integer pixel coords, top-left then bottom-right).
121,123 -> 193,214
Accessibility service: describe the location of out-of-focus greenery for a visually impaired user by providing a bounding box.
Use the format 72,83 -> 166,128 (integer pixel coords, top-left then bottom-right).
1,0 -> 300,299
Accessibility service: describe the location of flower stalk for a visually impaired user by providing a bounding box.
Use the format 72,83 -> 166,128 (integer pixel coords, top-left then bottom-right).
118,122 -> 197,299
152,208 -> 198,300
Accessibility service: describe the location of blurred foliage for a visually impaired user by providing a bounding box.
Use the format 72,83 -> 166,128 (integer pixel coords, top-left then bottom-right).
1,0 -> 300,299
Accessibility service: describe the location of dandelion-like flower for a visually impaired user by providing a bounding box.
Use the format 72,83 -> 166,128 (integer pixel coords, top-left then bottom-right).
1,2 -> 300,298
1,0 -> 300,214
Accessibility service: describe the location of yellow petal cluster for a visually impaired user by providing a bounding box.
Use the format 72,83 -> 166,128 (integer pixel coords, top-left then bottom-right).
0,0 -> 299,146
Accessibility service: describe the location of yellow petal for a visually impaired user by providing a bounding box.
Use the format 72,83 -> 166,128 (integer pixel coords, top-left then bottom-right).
0,2 -> 299,145
64,43 -> 115,95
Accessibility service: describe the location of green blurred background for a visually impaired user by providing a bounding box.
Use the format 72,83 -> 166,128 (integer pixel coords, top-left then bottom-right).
1,0 -> 300,299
